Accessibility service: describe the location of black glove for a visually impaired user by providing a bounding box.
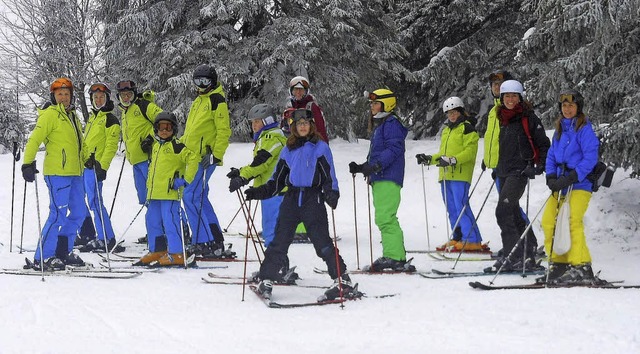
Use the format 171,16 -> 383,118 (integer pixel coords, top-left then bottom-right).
324,190 -> 340,209
552,170 -> 578,192
436,156 -> 457,167
200,154 -> 221,169
140,135 -> 154,154
416,154 -> 432,165
481,160 -> 487,171
229,176 -> 248,192
535,165 -> 545,175
491,170 -> 496,180
546,174 -> 558,191
348,162 -> 362,174
244,186 -> 267,200
95,162 -> 107,182
521,165 -> 537,179
361,163 -> 381,177
21,161 -> 38,182
227,167 -> 240,179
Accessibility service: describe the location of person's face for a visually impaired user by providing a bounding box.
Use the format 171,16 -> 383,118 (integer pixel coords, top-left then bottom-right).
446,109 -> 461,123
370,101 -> 382,115
491,81 -> 503,98
54,88 -> 72,108
251,119 -> 264,133
292,87 -> 305,100
561,101 -> 578,118
502,93 -> 520,110
92,91 -> 107,108
295,119 -> 310,137
156,121 -> 173,140
119,90 -> 135,105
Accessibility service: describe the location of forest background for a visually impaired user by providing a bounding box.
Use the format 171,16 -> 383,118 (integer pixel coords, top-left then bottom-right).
0,0 -> 638,173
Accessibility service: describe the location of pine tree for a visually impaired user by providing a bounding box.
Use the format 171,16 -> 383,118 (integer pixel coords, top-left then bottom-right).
0,88 -> 26,152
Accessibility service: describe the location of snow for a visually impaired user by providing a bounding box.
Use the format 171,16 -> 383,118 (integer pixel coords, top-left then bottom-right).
1,135 -> 639,354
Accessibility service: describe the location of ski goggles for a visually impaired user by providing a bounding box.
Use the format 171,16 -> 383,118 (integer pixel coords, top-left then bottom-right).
489,72 -> 505,83
89,83 -> 110,93
157,122 -> 174,132
116,80 -> 136,92
292,108 -> 313,122
559,93 -> 578,103
291,80 -> 309,89
367,92 -> 394,101
193,77 -> 212,88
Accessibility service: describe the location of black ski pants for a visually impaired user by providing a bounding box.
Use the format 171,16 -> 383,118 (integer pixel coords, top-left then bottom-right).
495,176 -> 537,259
259,188 -> 346,281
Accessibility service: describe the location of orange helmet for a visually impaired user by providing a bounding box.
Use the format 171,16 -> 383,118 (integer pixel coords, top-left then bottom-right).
50,77 -> 73,92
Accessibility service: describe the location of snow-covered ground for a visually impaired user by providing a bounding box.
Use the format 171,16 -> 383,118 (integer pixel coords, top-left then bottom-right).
1,135 -> 639,354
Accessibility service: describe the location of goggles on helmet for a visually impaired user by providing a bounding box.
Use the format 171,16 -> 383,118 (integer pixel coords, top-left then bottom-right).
116,80 -> 135,92
157,122 -> 174,132
368,92 -> 394,101
193,77 -> 212,88
89,83 -> 109,93
291,80 -> 309,89
292,109 -> 312,121
559,94 -> 578,103
489,72 -> 505,83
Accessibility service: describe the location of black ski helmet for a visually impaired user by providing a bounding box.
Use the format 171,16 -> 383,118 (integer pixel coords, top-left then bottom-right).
558,89 -> 584,114
193,64 -> 217,83
154,111 -> 179,140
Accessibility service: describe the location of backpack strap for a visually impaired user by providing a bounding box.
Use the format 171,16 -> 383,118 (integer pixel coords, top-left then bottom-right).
521,115 -> 540,165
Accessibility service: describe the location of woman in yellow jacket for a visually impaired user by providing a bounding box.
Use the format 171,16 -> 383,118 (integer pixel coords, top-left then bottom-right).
22,78 -> 86,270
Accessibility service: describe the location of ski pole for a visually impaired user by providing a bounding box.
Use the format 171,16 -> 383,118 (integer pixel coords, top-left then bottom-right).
10,141 -> 20,252
195,147 -> 212,245
222,204 -> 243,233
451,180 -> 495,269
91,153 -> 111,270
109,150 -> 126,218
522,178 -> 531,277
489,194 -> 551,284
442,170 -> 451,243
366,181 -> 373,267
420,165 -> 431,251
34,176 -> 45,281
545,185 -> 572,286
352,174 -> 360,269
331,209 -> 345,309
110,203 -> 146,255
442,169 -> 486,249
236,190 -> 264,262
19,180 -> 27,254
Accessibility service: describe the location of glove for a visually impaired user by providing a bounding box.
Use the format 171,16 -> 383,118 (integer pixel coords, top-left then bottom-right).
200,154 -> 221,168
535,165 -> 545,175
361,163 -> 381,177
324,190 -> 340,209
244,187 -> 266,201
436,156 -> 457,167
521,165 -> 537,179
481,160 -> 487,171
140,135 -> 154,154
552,170 -> 578,192
95,161 -> 107,182
546,174 -> 558,191
416,154 -> 432,165
348,162 -> 362,174
172,177 -> 187,190
229,176 -> 248,192
491,169 -> 496,180
227,167 -> 240,179
21,161 -> 38,182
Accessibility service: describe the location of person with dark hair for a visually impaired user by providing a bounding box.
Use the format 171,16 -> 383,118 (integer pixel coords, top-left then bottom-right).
22,78 -> 86,270
416,97 -> 482,251
485,80 -> 550,273
244,108 -> 360,302
78,83 -> 124,253
350,88 -> 414,272
181,64 -> 233,258
538,89 -> 600,284
135,112 -> 199,266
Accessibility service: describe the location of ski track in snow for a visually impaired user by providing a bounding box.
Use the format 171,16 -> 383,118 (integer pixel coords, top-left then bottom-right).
1,134 -> 639,353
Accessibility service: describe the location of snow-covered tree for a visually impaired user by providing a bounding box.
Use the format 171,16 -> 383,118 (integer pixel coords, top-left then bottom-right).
0,88 -> 26,152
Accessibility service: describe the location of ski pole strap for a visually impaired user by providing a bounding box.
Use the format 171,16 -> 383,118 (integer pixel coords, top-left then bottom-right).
13,141 -> 20,161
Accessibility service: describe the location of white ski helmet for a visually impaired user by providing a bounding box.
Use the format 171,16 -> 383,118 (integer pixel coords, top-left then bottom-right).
289,76 -> 310,95
499,80 -> 524,95
442,96 -> 464,113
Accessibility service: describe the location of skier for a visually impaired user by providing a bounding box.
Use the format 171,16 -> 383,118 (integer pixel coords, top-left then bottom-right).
116,80 -> 163,243
244,108 -> 360,301
482,70 -> 536,257
416,97 -> 483,251
78,83 -> 124,253
485,80 -> 550,273
22,77 -> 86,270
227,103 -> 287,248
285,76 -> 328,243
181,64 -> 233,258
539,90 -> 600,284
349,88 -> 414,272
135,112 -> 199,266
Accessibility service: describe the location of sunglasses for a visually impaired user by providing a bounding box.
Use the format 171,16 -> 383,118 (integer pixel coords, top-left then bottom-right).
157,122 -> 174,132
89,83 -> 109,93
116,81 -> 135,91
559,94 -> 577,103
367,92 -> 394,101
292,109 -> 312,121
193,77 -> 212,88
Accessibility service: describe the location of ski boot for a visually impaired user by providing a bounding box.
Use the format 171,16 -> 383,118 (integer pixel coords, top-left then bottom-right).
25,257 -> 66,271
257,279 -> 273,300
367,257 -> 416,273
292,233 -> 311,244
63,251 -> 85,266
278,266 -> 300,285
156,253 -> 185,267
319,274 -> 363,302
535,263 -> 569,284
552,264 -> 602,285
133,251 -> 167,266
